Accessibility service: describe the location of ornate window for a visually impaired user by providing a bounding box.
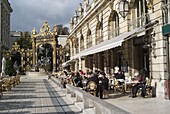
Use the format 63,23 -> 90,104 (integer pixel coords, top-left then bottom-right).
132,0 -> 148,28
80,35 -> 84,51
96,16 -> 103,44
108,11 -> 119,39
87,30 -> 92,48
74,38 -> 79,54
162,0 -> 170,24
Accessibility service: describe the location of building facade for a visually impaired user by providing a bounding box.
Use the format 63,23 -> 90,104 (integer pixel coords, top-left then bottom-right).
9,31 -> 22,48
67,0 -> 169,99
0,0 -> 13,73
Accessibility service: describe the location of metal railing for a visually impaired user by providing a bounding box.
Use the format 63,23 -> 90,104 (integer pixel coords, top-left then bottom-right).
108,13 -> 149,40
108,28 -> 119,40
75,47 -> 79,54
96,35 -> 103,44
87,41 -> 92,48
128,13 -> 149,30
80,45 -> 84,51
73,13 -> 150,56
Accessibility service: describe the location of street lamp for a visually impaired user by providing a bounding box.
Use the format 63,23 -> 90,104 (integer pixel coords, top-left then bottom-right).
118,0 -> 129,18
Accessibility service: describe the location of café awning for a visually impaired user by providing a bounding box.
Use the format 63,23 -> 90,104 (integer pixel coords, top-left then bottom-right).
71,26 -> 145,60
62,59 -> 74,68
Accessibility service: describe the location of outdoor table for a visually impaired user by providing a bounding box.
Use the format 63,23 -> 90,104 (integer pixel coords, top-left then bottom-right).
124,80 -> 140,92
117,79 -> 125,82
0,80 -> 3,98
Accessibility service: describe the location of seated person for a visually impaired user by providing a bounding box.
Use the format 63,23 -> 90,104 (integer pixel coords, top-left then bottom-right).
73,72 -> 83,88
131,72 -> 146,98
114,70 -> 125,85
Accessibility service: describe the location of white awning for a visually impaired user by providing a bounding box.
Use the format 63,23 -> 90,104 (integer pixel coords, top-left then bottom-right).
71,26 -> 145,60
62,59 -> 74,68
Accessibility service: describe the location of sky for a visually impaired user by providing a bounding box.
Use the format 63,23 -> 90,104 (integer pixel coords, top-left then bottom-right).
8,0 -> 83,32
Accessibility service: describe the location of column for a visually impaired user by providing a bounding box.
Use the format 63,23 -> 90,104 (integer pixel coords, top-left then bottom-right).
53,43 -> 57,72
35,44 -> 38,65
32,42 -> 36,66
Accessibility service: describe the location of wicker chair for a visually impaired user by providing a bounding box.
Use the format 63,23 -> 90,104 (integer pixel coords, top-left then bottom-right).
87,81 -> 97,96
114,79 -> 125,93
10,77 -> 16,87
16,75 -> 21,84
0,81 -> 3,97
145,78 -> 152,96
2,78 -> 11,91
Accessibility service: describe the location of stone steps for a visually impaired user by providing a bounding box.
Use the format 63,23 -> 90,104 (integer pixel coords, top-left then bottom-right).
50,77 -> 94,114
66,93 -> 95,114
49,79 -> 83,114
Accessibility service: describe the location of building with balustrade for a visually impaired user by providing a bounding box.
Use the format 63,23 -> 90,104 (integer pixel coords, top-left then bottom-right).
0,0 -> 13,73
66,0 -> 170,99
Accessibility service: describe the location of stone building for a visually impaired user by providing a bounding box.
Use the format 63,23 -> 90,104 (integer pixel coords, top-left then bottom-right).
21,32 -> 31,39
0,0 -> 13,73
9,31 -> 31,48
9,31 -> 22,48
67,0 -> 170,99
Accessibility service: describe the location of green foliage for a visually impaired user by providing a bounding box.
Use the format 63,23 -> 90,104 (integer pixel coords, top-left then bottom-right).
5,59 -> 17,76
16,37 -> 32,49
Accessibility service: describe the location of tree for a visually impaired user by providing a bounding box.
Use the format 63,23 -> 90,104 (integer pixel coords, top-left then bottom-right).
5,59 -> 17,76
15,37 -> 32,49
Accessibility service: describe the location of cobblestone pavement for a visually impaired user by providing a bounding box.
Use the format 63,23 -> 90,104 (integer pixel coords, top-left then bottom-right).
0,75 -> 81,114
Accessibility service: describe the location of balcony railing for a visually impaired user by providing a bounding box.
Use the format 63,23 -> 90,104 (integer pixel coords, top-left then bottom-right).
107,13 -> 149,40
76,47 -> 79,54
108,28 -> 119,40
87,41 -> 92,48
96,35 -> 103,44
72,13 -> 150,56
128,13 -> 149,29
80,45 -> 84,51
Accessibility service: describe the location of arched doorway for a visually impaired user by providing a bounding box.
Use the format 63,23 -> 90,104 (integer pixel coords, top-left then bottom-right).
37,44 -> 53,72
31,21 -> 59,72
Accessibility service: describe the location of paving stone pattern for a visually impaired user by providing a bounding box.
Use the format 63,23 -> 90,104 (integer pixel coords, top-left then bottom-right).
0,75 -> 81,114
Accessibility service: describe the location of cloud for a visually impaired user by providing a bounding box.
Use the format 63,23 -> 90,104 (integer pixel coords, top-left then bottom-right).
9,0 -> 83,32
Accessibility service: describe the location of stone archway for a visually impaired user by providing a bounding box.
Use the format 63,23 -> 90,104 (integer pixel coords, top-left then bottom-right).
31,21 -> 59,72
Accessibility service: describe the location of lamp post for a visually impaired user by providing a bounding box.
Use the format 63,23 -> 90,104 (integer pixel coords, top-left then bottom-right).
118,0 -> 129,18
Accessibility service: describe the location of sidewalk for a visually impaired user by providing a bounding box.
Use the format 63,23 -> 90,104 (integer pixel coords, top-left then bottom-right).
1,74 -> 170,114
104,92 -> 170,114
0,74 -> 82,114
50,76 -> 170,114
